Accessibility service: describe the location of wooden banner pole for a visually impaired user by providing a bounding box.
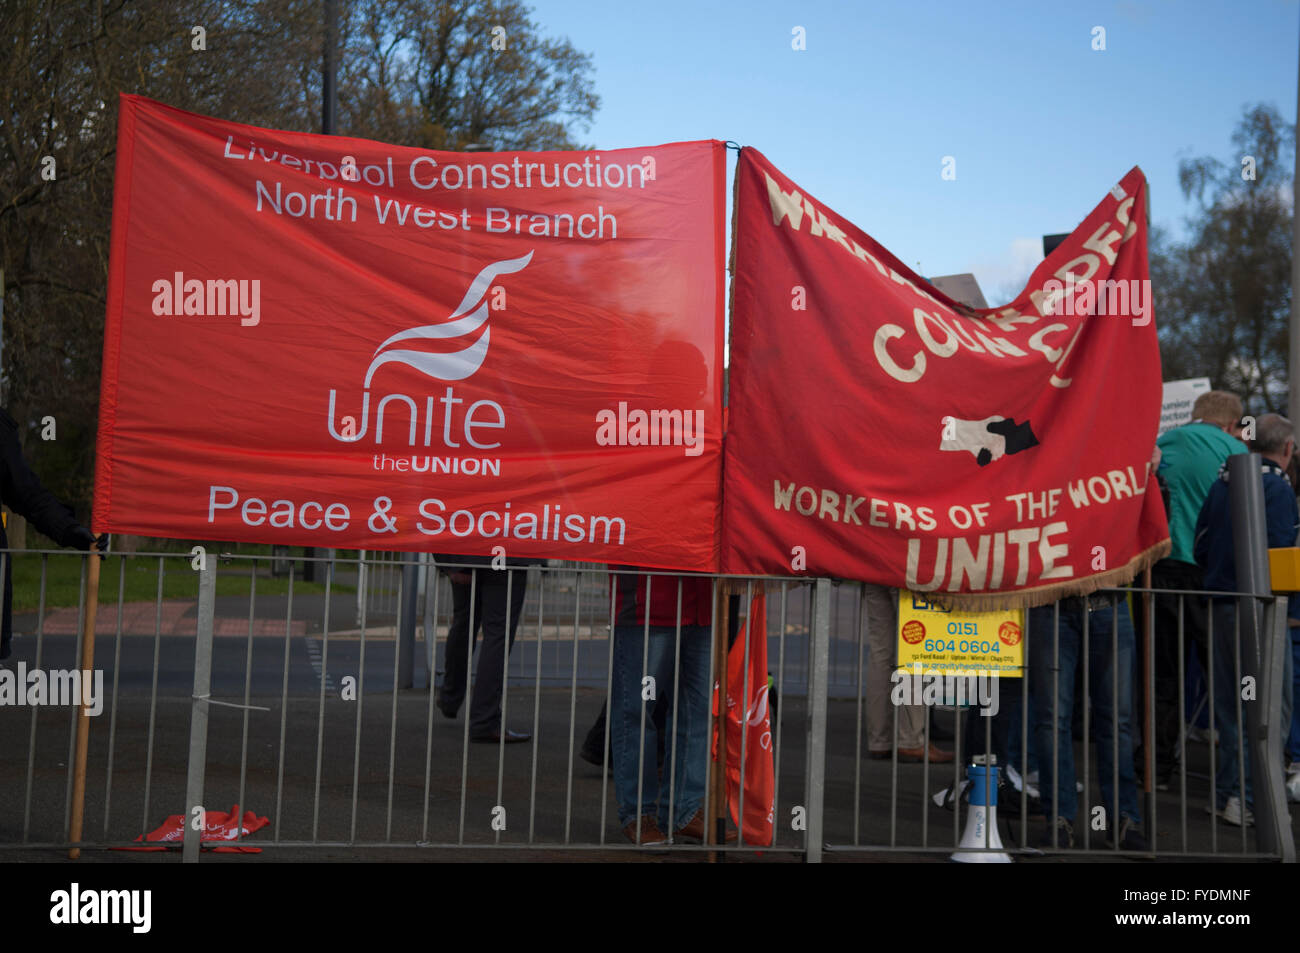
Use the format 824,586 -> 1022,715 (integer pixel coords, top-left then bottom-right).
68,551 -> 101,859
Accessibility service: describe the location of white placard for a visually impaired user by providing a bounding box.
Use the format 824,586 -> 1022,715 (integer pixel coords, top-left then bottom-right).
1159,377 -> 1211,436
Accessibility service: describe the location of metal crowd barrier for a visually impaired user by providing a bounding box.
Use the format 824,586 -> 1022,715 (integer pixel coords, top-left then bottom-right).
357,548 -> 405,626
0,548 -> 1294,862
818,582 -> 1295,860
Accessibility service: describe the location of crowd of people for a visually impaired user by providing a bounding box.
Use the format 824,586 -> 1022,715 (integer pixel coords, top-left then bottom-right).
428,389 -> 1300,849
867,390 -> 1300,849
923,389 -> 1298,849
1155,392 -> 1300,830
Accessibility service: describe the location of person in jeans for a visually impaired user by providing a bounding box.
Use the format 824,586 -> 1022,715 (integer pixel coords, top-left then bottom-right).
609,569 -> 719,845
959,671 -> 1040,816
1029,594 -> 1147,850
1193,413 -> 1299,824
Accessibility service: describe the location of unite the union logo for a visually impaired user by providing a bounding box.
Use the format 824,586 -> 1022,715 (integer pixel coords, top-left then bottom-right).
366,250 -> 534,384
326,250 -> 533,447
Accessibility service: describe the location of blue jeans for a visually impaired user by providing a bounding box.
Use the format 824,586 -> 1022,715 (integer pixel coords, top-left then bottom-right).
611,623 -> 711,831
1210,600 -> 1253,808
962,677 -> 1036,777
1029,600 -> 1141,827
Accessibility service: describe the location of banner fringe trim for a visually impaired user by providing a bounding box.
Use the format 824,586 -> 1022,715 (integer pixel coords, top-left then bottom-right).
917,538 -> 1171,612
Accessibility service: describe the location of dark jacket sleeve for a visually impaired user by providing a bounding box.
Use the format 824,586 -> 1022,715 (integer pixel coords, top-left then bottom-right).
0,409 -> 80,546
1263,475 -> 1300,549
1193,488 -> 1214,569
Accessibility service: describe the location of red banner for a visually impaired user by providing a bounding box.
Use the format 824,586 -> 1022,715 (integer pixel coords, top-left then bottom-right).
95,96 -> 725,571
723,590 -> 774,845
722,149 -> 1169,606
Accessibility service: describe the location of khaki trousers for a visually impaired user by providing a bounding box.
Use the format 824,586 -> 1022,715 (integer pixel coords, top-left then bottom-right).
862,583 -> 926,751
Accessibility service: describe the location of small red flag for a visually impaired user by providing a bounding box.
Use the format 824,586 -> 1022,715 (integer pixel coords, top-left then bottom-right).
723,589 -> 775,844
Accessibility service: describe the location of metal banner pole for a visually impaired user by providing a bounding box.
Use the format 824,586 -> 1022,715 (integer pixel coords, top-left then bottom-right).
182,561 -> 216,862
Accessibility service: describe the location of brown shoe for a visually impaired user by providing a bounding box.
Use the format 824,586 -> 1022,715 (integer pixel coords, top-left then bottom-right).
623,815 -> 666,845
674,809 -> 738,844
895,744 -> 953,763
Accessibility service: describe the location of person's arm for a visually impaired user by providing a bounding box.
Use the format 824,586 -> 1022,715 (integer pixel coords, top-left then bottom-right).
1193,490 -> 1213,568
0,408 -> 94,549
430,553 -> 471,584
1263,478 -> 1299,549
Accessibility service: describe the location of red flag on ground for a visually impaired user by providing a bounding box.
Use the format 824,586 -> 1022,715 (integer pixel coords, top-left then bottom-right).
113,805 -> 269,852
723,589 -> 775,844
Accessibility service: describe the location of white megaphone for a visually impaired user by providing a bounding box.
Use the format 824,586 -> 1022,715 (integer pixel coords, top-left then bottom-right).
951,754 -> 1012,863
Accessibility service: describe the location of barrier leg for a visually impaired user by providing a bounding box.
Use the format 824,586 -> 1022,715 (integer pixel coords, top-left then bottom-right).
1250,597 -> 1296,862
398,556 -> 417,689
183,562 -> 216,863
805,578 -> 831,863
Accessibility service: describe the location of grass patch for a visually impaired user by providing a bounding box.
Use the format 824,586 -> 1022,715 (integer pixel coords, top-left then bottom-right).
9,554 -> 355,614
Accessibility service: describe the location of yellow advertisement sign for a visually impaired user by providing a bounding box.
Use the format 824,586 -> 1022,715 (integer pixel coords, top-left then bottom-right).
897,591 -> 1023,678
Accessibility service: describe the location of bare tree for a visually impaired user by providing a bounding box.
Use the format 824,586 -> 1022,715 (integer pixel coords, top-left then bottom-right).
0,0 -> 598,513
335,0 -> 598,149
1153,104 -> 1294,414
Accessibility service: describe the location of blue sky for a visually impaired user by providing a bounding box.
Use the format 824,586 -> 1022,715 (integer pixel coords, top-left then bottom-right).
532,0 -> 1298,304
